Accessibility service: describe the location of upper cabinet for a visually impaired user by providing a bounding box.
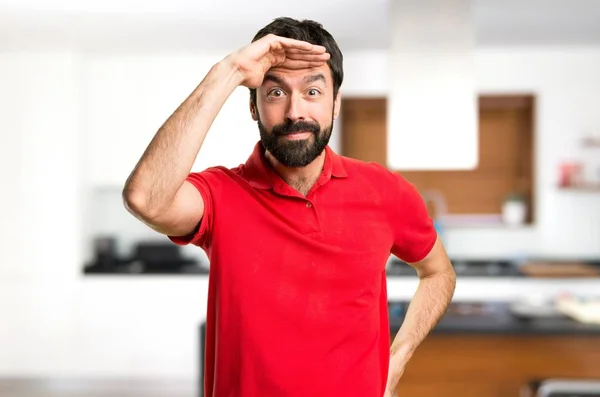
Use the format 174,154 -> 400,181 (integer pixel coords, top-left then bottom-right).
81,54 -> 258,187
82,56 -> 159,186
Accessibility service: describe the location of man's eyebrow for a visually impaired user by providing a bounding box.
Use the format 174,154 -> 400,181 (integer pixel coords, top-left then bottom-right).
262,73 -> 327,86
304,73 -> 326,84
263,74 -> 285,85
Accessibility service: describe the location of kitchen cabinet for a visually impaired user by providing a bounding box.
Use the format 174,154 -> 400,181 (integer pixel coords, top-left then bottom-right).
341,95 -> 536,223
396,334 -> 600,397
412,95 -> 534,221
197,301 -> 600,397
81,54 -> 258,186
392,301 -> 600,397
82,56 -> 183,186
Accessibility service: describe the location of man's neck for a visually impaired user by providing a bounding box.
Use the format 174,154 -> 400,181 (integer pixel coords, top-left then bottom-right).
264,150 -> 326,196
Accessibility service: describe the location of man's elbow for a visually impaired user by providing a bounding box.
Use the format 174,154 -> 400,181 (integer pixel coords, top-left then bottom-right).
441,264 -> 457,283
419,259 -> 455,280
122,185 -> 156,221
410,237 -> 455,279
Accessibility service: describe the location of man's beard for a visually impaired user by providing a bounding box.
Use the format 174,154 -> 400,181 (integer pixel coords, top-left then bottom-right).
257,114 -> 333,168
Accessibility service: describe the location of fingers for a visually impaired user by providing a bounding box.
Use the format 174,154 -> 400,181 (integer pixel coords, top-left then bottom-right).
261,34 -> 330,70
279,59 -> 329,70
266,34 -> 327,54
286,52 -> 331,62
282,42 -> 327,54
284,47 -> 328,55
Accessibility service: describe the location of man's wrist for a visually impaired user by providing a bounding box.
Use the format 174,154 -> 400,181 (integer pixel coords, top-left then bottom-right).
215,56 -> 245,88
390,341 -> 414,363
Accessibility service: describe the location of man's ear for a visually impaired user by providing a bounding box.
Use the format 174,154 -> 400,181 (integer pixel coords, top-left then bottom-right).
333,91 -> 342,120
250,99 -> 258,121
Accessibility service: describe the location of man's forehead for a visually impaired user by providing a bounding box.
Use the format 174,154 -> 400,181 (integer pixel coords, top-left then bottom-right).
264,65 -> 331,85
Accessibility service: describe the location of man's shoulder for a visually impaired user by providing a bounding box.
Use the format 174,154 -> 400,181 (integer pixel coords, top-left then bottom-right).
190,163 -> 244,176
187,164 -> 247,186
338,155 -> 395,180
338,154 -> 415,193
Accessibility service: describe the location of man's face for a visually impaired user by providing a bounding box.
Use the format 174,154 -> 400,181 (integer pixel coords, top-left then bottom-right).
251,64 -> 341,168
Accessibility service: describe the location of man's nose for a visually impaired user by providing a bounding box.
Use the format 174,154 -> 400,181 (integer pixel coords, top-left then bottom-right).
285,93 -> 306,122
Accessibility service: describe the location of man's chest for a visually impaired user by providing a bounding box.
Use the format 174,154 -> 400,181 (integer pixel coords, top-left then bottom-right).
212,190 -> 392,291
219,186 -> 392,246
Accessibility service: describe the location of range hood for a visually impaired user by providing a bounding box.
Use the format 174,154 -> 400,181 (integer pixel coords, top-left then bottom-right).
387,0 -> 479,170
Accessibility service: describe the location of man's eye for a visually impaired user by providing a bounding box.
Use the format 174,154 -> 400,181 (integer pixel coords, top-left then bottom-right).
307,89 -> 320,96
269,89 -> 284,97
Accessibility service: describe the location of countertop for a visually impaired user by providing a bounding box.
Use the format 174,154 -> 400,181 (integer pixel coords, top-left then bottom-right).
389,301 -> 600,335
386,258 -> 600,278
86,258 -> 600,277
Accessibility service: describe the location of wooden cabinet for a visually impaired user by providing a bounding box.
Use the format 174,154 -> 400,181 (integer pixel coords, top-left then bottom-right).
340,95 -> 536,223
395,334 -> 600,397
198,321 -> 600,397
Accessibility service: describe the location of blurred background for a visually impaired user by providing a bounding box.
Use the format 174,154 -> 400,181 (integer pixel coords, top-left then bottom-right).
1,0 -> 600,396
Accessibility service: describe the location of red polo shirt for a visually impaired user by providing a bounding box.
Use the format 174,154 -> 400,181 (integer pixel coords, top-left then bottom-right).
169,142 -> 436,397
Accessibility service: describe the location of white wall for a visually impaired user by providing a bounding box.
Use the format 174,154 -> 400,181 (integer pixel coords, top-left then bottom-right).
1,46 -> 599,379
344,48 -> 600,259
462,47 -> 600,258
0,52 -> 208,378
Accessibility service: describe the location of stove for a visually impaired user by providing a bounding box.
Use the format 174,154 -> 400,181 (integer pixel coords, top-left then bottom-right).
386,258 -> 521,277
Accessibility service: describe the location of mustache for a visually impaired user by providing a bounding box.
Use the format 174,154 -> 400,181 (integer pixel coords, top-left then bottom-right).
272,120 -> 320,136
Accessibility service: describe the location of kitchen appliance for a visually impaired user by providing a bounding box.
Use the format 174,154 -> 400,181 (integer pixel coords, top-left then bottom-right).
536,379 -> 600,397
84,238 -> 207,274
128,241 -> 200,273
91,235 -> 119,269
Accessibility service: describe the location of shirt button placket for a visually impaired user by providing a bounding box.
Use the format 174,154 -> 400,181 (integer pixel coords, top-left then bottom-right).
304,200 -> 321,236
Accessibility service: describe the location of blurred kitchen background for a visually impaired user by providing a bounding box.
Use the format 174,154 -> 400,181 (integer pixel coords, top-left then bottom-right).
2,0 -> 600,396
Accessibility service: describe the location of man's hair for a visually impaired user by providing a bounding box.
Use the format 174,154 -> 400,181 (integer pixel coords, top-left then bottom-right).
249,17 -> 344,105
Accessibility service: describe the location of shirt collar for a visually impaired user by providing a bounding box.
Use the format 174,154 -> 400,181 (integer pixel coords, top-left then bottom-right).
243,141 -> 348,190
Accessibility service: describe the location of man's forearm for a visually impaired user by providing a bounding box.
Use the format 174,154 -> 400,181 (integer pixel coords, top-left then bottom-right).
123,59 -> 242,215
390,268 -> 456,359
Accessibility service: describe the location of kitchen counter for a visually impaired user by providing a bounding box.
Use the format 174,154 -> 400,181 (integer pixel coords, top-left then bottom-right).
196,300 -> 600,397
387,258 -> 520,277
196,301 -> 600,397
386,257 -> 600,278
391,301 -> 600,397
84,250 -> 600,278
388,301 -> 600,335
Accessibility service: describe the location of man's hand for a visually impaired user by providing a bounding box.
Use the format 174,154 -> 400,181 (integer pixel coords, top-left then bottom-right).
224,33 -> 331,89
384,351 -> 410,397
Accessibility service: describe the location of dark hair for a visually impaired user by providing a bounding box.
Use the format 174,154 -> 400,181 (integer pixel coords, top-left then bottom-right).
249,17 -> 344,105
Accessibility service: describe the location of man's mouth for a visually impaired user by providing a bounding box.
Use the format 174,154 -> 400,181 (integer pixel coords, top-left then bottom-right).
281,131 -> 313,140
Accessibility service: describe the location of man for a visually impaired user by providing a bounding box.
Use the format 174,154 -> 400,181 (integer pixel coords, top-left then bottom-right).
123,17 -> 456,397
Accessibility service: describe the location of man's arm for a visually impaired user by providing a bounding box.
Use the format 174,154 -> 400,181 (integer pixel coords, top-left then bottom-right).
122,35 -> 330,236
122,60 -> 242,237
392,235 -> 455,356
385,235 -> 456,395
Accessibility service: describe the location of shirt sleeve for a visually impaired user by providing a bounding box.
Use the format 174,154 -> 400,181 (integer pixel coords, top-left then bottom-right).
167,170 -> 217,249
388,171 -> 438,263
